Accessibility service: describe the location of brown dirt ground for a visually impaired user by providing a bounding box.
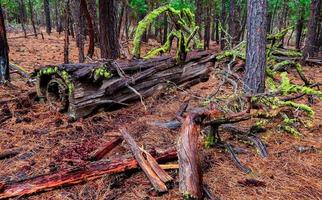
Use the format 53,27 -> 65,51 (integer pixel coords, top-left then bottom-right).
0,31 -> 321,200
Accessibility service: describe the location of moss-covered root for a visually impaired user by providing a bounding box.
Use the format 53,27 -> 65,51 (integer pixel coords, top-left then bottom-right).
132,6 -> 170,58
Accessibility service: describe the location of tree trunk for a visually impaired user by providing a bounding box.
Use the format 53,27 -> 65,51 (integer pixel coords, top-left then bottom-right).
0,5 -> 9,83
80,0 -> 95,58
204,5 -> 211,50
117,1 -> 126,39
303,0 -> 321,59
195,0 -> 203,39
71,0 -> 85,63
44,0 -> 52,34
266,10 -> 272,34
163,13 -> 168,45
28,0 -> 38,37
215,16 -> 220,44
99,0 -> 120,59
64,0 -> 70,64
220,0 -> 227,50
228,0 -> 237,45
19,0 -> 27,38
87,0 -> 100,44
295,10 -> 304,50
54,0 -> 59,32
244,0 -> 267,94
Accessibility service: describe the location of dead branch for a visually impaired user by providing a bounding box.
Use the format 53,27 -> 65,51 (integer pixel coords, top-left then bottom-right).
87,137 -> 123,161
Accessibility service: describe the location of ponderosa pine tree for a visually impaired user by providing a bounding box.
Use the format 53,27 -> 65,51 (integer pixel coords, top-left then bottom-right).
99,0 -> 120,59
244,0 -> 267,94
0,5 -> 9,83
303,0 -> 321,59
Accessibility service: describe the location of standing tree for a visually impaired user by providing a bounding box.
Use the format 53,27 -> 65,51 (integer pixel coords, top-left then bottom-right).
244,0 -> 267,94
28,0 -> 38,37
99,0 -> 120,59
44,0 -> 52,34
303,0 -> 321,59
0,4 -> 9,83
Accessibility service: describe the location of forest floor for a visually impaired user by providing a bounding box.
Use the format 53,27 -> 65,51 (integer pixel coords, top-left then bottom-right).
0,31 -> 321,200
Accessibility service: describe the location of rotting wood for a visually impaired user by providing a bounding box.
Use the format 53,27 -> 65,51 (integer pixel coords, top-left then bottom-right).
120,129 -> 169,192
177,113 -> 203,199
34,51 -> 215,119
0,148 -> 177,199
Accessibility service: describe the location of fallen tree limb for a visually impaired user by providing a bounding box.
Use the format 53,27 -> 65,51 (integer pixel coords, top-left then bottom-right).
121,129 -> 169,192
87,137 -> 123,161
0,148 -> 177,199
0,149 -> 20,160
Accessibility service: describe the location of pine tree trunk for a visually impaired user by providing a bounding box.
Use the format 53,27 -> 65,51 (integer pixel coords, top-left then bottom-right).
228,0 -> 237,45
99,0 -> 120,59
220,0 -> 227,50
195,0 -> 203,39
163,13 -> 168,45
0,5 -> 9,83
64,0 -> 70,64
44,0 -> 52,34
204,5 -> 211,50
80,0 -> 95,58
28,0 -> 38,37
303,0 -> 321,59
244,0 -> 267,94
71,0 -> 85,63
295,11 -> 304,50
19,0 -> 27,38
87,0 -> 100,44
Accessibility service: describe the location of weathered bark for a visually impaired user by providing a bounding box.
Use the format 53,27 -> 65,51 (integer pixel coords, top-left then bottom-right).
303,0 -> 321,59
117,0 -> 126,39
121,129 -> 169,192
228,0 -> 238,45
0,148 -> 177,199
43,0 -> 52,34
163,13 -> 168,45
80,0 -> 95,58
244,0 -> 267,94
99,0 -> 120,59
28,0 -> 38,37
0,5 -> 9,83
177,114 -> 203,199
35,51 -> 215,119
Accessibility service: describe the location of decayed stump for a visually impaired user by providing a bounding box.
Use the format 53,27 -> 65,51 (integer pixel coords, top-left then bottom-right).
177,113 -> 203,199
34,51 -> 215,119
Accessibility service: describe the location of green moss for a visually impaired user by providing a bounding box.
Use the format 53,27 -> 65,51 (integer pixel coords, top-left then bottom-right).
279,100 -> 314,118
279,72 -> 322,98
93,65 -> 113,81
216,50 -> 246,61
273,49 -> 303,57
204,134 -> 215,148
132,6 -> 170,58
281,125 -> 301,137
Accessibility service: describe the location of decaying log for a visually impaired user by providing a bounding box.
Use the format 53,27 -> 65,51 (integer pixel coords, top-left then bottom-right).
177,114 -> 203,199
87,137 -> 123,161
0,148 -> 177,199
120,129 -> 171,192
34,51 -> 215,119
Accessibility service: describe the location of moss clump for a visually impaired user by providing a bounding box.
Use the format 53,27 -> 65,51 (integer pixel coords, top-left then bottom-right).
38,66 -> 58,76
216,50 -> 246,61
93,66 -> 113,81
273,49 -> 303,57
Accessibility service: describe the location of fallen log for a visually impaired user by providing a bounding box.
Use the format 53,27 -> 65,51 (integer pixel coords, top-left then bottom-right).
0,148 -> 177,199
34,51 -> 215,119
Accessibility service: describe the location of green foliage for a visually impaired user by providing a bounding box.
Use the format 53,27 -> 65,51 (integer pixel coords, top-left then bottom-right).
130,0 -> 148,15
93,66 -> 113,81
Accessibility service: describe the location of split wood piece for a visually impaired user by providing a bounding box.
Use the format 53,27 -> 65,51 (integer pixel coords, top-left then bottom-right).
120,129 -> 170,192
177,113 -> 203,199
0,148 -> 177,199
0,149 -> 20,160
35,51 -> 215,119
142,149 -> 173,183
87,137 -> 123,161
